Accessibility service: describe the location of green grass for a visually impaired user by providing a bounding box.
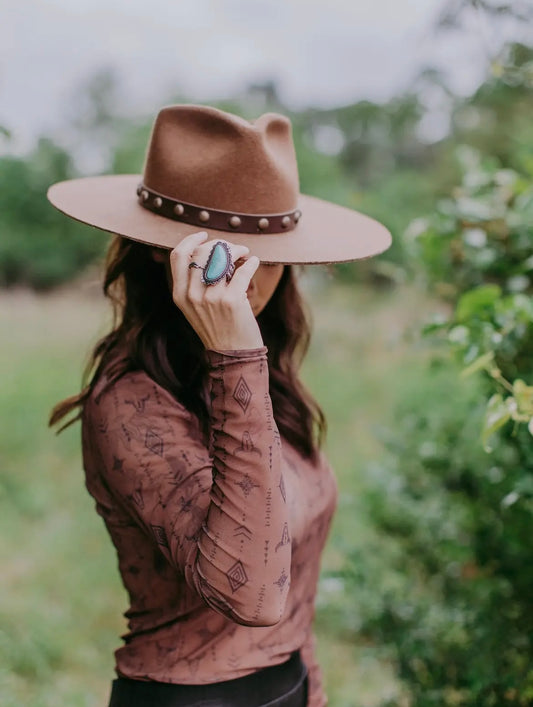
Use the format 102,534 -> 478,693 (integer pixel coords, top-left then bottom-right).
0,284 -> 121,706
0,276 -> 442,706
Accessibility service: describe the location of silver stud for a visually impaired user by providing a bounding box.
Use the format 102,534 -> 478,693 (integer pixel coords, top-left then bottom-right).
294,210 -> 302,223
258,218 -> 269,230
153,197 -> 162,208
141,190 -> 149,202
281,215 -> 291,228
199,210 -> 210,223
173,203 -> 184,216
229,215 -> 242,229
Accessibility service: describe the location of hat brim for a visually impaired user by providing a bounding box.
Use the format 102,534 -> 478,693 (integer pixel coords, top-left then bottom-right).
47,175 -> 391,265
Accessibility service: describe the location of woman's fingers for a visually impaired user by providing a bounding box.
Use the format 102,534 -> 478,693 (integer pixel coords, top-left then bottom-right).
170,231 -> 209,300
228,255 -> 260,293
195,252 -> 263,350
171,235 -> 263,350
172,231 -> 209,261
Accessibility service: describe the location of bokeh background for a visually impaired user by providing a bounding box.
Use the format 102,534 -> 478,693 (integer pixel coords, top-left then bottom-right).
2,1 -> 533,705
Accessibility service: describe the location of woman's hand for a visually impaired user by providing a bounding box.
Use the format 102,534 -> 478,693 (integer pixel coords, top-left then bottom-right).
170,231 -> 264,351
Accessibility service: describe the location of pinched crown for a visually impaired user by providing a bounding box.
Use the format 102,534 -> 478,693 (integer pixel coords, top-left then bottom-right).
142,105 -> 300,216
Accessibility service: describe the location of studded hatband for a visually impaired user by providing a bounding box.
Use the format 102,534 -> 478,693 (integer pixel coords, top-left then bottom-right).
137,183 -> 302,235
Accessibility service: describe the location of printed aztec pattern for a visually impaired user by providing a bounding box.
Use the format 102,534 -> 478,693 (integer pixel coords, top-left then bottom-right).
82,348 -> 337,707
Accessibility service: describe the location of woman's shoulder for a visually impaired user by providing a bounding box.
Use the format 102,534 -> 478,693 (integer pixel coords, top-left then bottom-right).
86,365 -> 191,424
82,367 -> 206,456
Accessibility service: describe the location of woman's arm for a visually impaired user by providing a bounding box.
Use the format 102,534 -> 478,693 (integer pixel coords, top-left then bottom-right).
84,346 -> 291,627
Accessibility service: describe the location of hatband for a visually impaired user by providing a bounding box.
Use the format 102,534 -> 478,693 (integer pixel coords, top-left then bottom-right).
137,183 -> 302,234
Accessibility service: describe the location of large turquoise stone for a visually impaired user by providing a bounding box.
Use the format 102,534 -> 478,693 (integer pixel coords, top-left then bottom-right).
204,241 -> 230,284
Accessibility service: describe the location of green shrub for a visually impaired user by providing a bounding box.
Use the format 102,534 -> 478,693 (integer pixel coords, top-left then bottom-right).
343,359 -> 533,705
0,138 -> 105,289
408,145 -> 533,301
413,145 -> 533,446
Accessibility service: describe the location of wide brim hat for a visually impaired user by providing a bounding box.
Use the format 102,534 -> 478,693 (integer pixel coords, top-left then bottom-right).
47,104 -> 391,265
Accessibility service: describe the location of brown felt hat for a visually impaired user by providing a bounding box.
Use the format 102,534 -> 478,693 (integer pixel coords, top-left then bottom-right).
47,104 -> 391,264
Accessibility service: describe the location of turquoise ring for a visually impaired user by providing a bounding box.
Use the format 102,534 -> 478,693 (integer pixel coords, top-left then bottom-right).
188,240 -> 235,286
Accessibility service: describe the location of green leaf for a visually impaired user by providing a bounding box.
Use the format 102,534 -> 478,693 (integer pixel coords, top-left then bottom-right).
456,285 -> 502,322
460,351 -> 495,378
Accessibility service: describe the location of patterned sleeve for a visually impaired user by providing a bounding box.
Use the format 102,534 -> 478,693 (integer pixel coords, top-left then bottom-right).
84,347 -> 291,626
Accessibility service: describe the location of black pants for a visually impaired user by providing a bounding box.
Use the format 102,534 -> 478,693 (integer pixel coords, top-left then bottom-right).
108,651 -> 308,707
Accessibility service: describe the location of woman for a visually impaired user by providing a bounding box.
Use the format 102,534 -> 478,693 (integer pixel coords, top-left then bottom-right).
48,104 -> 390,707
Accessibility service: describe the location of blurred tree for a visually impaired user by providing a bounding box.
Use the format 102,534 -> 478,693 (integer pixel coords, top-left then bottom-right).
243,80 -> 285,113
0,125 -> 12,141
0,137 -> 104,289
111,120 -> 152,174
66,67 -> 126,173
70,68 -> 120,135
451,43 -> 533,172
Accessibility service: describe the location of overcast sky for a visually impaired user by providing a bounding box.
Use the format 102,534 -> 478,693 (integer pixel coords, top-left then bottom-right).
1,0 -> 527,154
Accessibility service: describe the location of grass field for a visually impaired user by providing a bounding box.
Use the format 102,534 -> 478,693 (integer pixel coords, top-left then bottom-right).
0,273 -> 441,706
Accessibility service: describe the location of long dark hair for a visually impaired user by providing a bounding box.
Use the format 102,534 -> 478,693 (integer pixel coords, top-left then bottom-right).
50,236 -> 326,461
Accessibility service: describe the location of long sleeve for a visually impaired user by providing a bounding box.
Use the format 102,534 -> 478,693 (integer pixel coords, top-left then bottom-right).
84,347 -> 291,627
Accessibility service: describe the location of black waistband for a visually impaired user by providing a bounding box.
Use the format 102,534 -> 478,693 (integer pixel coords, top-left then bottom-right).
108,651 -> 307,707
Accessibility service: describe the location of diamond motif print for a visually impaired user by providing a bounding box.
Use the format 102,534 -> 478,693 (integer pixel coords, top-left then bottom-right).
145,429 -> 164,457
233,376 -> 252,412
227,560 -> 248,593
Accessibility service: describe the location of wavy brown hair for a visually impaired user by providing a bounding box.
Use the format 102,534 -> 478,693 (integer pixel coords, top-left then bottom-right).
50,236 -> 326,461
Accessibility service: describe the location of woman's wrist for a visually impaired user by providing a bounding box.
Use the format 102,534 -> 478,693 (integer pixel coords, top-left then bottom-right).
206,346 -> 268,367
199,327 -> 264,353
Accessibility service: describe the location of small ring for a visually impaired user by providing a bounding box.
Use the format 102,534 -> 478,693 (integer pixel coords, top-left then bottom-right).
188,262 -> 203,270
226,263 -> 235,283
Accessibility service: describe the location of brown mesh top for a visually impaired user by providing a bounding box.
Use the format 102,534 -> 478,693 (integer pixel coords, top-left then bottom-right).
82,347 -> 337,706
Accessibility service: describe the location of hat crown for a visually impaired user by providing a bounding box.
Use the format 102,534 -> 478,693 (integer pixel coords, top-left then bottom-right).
143,105 -> 299,214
